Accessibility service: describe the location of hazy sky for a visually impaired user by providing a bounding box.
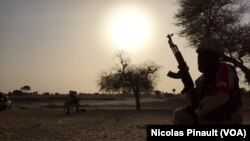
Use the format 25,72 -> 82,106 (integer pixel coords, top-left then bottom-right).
0,0 -> 249,94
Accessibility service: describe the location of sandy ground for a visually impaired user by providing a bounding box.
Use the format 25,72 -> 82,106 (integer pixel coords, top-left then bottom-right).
0,96 -> 250,141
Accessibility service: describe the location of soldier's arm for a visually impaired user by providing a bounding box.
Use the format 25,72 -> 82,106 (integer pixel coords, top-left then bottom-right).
197,93 -> 229,116
197,66 -> 235,116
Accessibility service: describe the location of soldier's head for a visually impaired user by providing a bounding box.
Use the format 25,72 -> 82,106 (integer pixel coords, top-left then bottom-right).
196,37 -> 224,73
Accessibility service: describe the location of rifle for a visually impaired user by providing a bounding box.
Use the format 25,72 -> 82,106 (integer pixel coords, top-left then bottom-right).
166,34 -> 197,107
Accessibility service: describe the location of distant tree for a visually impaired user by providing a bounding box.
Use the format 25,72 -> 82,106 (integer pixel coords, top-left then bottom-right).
42,92 -> 50,96
94,92 -> 99,95
21,85 -> 31,93
172,88 -> 176,94
55,93 -> 60,96
175,0 -> 250,84
8,92 -> 12,95
98,51 -> 160,110
12,90 -> 23,96
69,90 -> 77,95
32,91 -> 38,96
154,90 -> 162,97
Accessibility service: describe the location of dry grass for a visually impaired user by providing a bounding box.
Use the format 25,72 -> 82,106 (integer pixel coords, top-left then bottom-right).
0,108 -> 172,141
0,95 -> 250,141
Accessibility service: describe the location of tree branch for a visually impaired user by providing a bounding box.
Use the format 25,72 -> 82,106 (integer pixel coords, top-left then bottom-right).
222,55 -> 250,84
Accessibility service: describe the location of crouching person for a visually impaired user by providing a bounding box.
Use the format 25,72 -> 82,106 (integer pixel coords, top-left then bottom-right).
0,93 -> 12,111
173,37 -> 242,125
64,91 -> 80,114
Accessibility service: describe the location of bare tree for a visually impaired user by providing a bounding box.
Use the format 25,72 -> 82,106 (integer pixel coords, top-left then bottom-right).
97,51 -> 160,110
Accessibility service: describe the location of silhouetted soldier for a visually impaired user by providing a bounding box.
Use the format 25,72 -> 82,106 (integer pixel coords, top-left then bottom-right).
64,91 -> 80,113
173,37 -> 242,124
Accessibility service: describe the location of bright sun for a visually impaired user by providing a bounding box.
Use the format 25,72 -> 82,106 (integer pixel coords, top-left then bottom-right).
109,10 -> 151,50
